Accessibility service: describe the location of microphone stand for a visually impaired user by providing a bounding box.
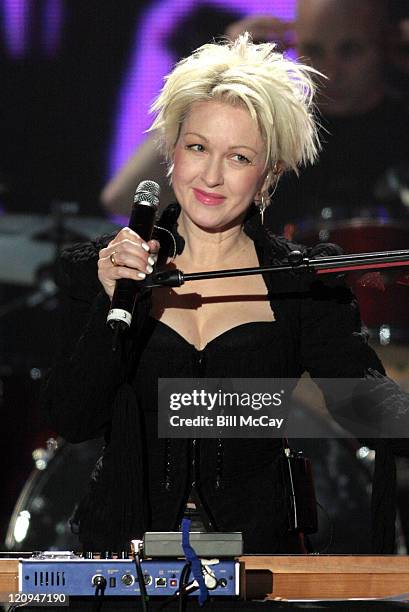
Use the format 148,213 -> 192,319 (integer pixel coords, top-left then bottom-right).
142,248 -> 409,289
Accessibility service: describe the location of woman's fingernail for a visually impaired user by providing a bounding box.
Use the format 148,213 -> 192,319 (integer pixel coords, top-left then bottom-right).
148,256 -> 155,266
146,264 -> 153,274
141,243 -> 150,252
137,272 -> 146,279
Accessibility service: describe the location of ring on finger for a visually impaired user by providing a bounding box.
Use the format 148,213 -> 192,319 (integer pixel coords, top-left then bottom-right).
110,251 -> 118,266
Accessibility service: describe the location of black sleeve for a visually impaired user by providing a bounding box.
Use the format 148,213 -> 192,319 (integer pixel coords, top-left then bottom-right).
42,240 -> 128,443
299,243 -> 384,378
299,276 -> 384,378
299,245 -> 409,452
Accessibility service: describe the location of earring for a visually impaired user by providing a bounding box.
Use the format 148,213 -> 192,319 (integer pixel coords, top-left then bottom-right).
257,192 -> 270,225
256,173 -> 281,225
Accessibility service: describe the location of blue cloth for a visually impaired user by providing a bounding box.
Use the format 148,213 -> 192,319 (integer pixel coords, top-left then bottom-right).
181,518 -> 208,606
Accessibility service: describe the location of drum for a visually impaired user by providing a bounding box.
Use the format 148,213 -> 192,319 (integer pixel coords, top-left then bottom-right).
0,213 -> 120,286
290,210 -> 409,344
5,437 -> 103,552
0,213 -> 120,547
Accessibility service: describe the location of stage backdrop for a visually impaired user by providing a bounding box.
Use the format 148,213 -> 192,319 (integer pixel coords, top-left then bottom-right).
0,0 -> 295,215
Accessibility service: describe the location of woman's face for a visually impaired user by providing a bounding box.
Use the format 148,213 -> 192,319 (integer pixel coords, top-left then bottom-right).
172,100 -> 268,232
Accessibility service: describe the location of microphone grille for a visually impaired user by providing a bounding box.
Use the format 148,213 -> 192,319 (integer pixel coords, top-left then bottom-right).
134,180 -> 160,207
136,179 -> 160,195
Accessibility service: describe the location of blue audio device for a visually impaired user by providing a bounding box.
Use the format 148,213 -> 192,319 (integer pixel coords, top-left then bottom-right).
19,556 -> 240,597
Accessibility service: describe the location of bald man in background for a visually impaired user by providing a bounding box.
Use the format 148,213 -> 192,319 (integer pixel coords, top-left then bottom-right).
227,0 -> 409,232
296,0 -> 386,115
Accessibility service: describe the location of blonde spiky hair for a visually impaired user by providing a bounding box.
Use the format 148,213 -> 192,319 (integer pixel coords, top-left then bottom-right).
149,32 -> 322,185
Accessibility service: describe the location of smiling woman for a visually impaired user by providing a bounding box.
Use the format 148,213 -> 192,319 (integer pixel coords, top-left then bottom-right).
43,33 -> 408,556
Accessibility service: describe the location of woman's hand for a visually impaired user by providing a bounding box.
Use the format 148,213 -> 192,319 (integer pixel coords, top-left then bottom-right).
98,227 -> 160,299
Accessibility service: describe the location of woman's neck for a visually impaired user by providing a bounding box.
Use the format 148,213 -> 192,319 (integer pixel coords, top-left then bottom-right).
176,212 -> 251,268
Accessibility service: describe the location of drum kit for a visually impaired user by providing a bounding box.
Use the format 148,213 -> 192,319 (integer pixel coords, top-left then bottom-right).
0,207 -> 119,551
2,202 -> 409,555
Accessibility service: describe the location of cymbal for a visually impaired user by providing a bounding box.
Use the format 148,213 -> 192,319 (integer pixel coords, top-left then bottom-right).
0,214 -> 120,286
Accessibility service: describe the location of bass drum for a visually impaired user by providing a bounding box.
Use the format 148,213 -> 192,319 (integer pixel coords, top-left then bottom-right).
5,437 -> 103,552
291,212 -> 409,343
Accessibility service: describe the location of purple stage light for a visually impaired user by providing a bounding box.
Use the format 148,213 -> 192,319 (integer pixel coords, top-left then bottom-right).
3,0 -> 30,58
3,0 -> 64,58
